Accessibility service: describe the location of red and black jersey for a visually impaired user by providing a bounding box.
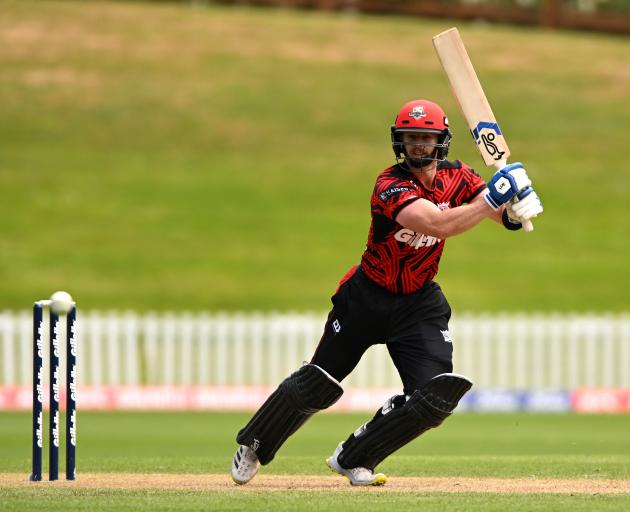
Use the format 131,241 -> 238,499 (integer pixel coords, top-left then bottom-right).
356,160 -> 486,294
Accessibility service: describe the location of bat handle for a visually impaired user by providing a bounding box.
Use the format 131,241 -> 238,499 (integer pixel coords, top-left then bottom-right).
493,161 -> 534,233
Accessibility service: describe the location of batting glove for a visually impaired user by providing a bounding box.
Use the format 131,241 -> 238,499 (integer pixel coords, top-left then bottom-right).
508,187 -> 543,221
484,163 -> 532,210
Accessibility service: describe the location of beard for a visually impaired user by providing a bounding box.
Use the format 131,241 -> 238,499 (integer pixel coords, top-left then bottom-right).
405,154 -> 435,169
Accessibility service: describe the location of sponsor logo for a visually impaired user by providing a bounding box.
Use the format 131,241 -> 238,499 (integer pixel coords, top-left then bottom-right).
52,322 -> 60,357
52,369 -> 59,401
36,366 -> 43,403
332,319 -> 341,333
441,330 -> 452,343
394,228 -> 441,249
69,320 -> 77,357
36,413 -> 43,448
69,367 -> 77,401
495,176 -> 510,195
252,438 -> 260,451
51,411 -> 59,447
379,186 -> 413,202
408,106 -> 426,120
68,410 -> 77,446
471,121 -> 506,161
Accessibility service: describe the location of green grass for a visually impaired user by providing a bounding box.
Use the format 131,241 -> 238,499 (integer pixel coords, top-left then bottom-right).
3,488 -> 629,512
0,0 -> 628,313
1,411 -> 630,510
2,411 -> 628,476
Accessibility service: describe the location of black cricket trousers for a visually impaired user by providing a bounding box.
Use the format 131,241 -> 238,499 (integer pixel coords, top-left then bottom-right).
310,266 -> 453,395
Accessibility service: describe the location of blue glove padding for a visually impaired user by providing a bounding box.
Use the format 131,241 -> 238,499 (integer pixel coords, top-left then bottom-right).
484,163 -> 532,210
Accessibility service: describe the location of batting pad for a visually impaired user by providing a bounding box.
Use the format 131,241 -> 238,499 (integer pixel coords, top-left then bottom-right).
236,364 -> 343,465
338,373 -> 472,471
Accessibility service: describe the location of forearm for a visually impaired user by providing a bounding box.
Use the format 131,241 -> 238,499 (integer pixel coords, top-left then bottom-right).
396,197 -> 495,239
425,201 -> 494,238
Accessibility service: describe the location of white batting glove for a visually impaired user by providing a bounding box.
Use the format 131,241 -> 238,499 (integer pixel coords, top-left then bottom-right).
508,188 -> 543,222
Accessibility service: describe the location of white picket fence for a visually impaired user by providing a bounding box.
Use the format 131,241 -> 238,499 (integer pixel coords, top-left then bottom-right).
1,311 -> 629,390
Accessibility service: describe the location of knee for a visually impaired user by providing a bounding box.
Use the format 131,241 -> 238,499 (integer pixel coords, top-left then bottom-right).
281,364 -> 343,413
405,372 -> 473,428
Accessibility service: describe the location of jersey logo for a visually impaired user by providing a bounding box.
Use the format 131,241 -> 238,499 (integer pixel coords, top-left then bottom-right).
379,186 -> 413,202
441,330 -> 453,343
437,202 -> 450,211
332,319 -> 341,334
408,106 -> 426,120
394,228 -> 441,249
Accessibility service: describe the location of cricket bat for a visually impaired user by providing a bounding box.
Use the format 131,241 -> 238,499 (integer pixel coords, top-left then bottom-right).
432,27 -> 533,232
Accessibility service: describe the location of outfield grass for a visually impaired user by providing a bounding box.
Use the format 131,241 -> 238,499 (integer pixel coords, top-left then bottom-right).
3,411 -> 630,476
0,0 -> 628,313
3,487 -> 629,512
1,411 -> 630,510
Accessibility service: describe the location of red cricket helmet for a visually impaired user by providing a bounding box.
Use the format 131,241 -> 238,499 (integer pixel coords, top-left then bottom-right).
391,99 -> 452,167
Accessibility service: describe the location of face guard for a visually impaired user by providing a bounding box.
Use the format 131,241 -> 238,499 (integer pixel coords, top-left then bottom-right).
391,100 -> 452,169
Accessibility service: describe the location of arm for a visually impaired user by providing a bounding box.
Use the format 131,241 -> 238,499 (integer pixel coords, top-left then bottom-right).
395,192 -> 497,240
474,191 -> 504,225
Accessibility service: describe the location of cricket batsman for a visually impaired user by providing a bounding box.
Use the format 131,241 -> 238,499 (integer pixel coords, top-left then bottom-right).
230,99 -> 543,486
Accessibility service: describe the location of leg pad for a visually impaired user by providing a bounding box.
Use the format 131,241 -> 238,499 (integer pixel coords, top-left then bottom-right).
236,364 -> 343,464
338,373 -> 472,470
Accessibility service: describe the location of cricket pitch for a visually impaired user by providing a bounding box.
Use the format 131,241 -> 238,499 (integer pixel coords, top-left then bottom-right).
2,473 -> 630,494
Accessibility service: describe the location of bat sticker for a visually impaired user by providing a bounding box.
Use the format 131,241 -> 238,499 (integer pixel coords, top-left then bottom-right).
471,121 -> 506,160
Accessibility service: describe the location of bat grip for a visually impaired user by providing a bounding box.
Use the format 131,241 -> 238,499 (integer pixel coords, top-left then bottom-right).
493,161 -> 534,233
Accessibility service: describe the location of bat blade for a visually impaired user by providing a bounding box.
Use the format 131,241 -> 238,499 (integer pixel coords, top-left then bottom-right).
432,27 -> 510,167
433,27 -> 533,232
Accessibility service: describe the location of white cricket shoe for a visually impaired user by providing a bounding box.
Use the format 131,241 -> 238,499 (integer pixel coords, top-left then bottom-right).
231,445 -> 260,485
326,442 -> 387,486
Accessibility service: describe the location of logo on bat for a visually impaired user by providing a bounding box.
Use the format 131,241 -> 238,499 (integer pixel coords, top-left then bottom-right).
471,121 -> 506,160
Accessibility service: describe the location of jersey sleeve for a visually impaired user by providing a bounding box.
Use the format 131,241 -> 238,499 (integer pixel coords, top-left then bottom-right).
461,164 -> 487,203
371,176 -> 421,220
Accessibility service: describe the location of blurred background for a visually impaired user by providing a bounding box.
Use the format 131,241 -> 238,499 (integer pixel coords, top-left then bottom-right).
0,0 -> 629,413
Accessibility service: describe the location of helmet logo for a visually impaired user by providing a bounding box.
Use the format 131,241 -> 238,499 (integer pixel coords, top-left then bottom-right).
408,106 -> 426,120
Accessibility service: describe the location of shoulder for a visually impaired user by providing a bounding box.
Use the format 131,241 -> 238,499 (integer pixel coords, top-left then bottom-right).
374,165 -> 418,194
376,164 -> 409,181
437,159 -> 477,174
435,159 -> 486,202
437,159 -> 483,180
437,159 -> 463,171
